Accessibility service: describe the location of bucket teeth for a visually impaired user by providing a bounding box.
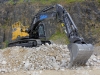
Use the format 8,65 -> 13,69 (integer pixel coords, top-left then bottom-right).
68,43 -> 94,68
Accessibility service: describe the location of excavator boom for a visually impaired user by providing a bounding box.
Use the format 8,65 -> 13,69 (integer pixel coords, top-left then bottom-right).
8,4 -> 94,68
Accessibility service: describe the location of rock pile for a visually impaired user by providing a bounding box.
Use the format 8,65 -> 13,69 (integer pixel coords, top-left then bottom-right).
0,44 -> 100,73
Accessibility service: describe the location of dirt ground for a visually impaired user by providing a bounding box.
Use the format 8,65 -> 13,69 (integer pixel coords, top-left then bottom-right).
0,46 -> 100,75
0,70 -> 100,75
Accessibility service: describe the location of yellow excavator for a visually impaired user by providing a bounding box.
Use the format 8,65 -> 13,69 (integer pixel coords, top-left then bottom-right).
8,4 -> 94,68
12,21 -> 29,40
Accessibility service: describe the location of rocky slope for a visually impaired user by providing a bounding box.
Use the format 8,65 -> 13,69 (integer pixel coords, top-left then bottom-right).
0,44 -> 100,73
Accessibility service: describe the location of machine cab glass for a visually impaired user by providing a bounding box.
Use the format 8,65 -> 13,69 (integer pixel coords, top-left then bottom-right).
38,24 -> 45,38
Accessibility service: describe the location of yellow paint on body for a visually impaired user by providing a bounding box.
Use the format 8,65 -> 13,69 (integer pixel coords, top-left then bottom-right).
12,21 -> 29,40
61,23 -> 64,27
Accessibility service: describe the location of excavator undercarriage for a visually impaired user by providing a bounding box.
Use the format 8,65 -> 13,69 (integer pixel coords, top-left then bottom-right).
8,4 -> 94,68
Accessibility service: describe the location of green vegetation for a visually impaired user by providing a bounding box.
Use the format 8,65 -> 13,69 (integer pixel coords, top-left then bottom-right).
8,0 -> 85,5
4,40 -> 9,47
50,31 -> 69,44
91,27 -> 100,34
2,40 -> 9,49
1,25 -> 8,29
8,0 -> 14,4
98,0 -> 100,2
98,0 -> 100,4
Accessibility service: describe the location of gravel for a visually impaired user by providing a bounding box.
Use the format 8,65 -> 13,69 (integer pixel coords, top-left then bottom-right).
0,43 -> 100,73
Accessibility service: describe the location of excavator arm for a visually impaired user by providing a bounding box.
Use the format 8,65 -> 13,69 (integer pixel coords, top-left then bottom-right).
8,4 -> 94,68
27,4 -> 86,44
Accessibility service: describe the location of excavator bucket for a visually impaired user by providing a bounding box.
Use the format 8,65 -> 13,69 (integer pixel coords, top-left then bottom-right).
68,43 -> 93,68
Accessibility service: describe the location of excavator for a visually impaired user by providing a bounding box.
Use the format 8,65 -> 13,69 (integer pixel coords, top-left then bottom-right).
8,4 -> 94,68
